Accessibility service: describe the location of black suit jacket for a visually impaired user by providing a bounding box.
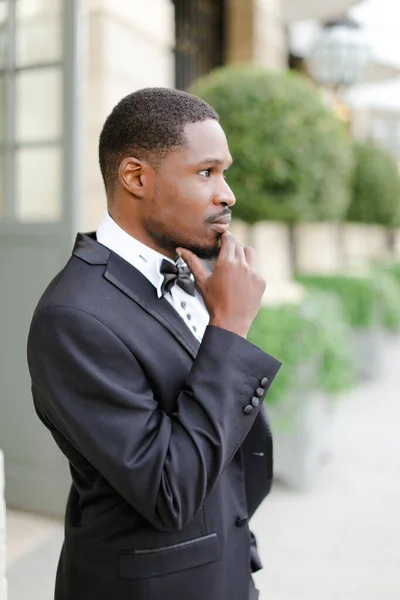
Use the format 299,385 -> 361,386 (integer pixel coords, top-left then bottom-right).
27,233 -> 281,600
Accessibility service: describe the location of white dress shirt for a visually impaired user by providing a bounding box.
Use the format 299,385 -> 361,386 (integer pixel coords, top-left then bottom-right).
96,211 -> 209,342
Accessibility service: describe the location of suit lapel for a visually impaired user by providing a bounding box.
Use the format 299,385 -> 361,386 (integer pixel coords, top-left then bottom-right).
73,233 -> 201,360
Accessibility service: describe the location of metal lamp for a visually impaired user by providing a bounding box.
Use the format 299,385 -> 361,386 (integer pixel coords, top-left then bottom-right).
307,17 -> 371,89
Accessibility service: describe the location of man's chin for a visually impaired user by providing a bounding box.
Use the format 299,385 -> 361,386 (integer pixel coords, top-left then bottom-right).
184,237 -> 221,260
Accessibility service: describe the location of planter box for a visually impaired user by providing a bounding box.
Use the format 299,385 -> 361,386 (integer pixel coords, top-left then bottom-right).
340,224 -> 390,269
364,225 -> 390,262
294,222 -> 342,275
267,361 -> 337,491
250,221 -> 303,306
251,221 -> 292,283
229,219 -> 251,247
393,228 -> 400,260
351,327 -> 385,381
269,390 -> 335,492
260,281 -> 305,307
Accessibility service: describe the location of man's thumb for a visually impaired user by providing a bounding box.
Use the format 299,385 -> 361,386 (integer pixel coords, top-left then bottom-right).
176,248 -> 207,285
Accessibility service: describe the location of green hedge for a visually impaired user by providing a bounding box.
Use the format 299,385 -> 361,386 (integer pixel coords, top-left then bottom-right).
380,263 -> 400,287
297,271 -> 400,332
296,274 -> 376,328
347,141 -> 400,226
372,267 -> 400,331
302,290 -> 355,393
191,66 -> 353,224
248,290 -> 355,405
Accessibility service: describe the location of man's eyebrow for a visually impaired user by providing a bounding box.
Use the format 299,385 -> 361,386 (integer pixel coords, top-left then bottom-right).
194,158 -> 233,167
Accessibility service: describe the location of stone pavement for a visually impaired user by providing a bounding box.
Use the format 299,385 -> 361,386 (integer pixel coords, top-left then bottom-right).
253,335 -> 400,600
6,511 -> 62,600
5,336 -> 400,599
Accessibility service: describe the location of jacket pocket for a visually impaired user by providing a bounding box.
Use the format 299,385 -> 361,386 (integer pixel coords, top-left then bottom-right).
118,533 -> 219,579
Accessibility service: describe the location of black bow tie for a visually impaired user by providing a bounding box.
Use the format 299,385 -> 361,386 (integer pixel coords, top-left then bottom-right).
160,258 -> 196,297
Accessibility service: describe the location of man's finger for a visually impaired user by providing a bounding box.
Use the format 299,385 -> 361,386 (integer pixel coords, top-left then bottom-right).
244,246 -> 256,266
235,241 -> 246,262
217,232 -> 236,261
177,248 -> 208,286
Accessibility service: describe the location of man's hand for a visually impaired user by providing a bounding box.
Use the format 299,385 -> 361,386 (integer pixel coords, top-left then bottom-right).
177,232 -> 266,339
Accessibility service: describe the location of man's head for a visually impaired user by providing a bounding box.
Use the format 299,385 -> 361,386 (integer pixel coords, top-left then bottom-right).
98,88 -> 235,259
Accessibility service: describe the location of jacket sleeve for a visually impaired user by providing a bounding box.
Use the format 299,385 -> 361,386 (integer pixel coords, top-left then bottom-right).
28,306 -> 281,532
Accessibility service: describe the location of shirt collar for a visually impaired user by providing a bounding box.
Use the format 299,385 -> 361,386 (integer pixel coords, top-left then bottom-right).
96,211 -> 176,298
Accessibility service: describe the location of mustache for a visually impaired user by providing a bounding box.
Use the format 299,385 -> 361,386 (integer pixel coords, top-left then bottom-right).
205,209 -> 232,224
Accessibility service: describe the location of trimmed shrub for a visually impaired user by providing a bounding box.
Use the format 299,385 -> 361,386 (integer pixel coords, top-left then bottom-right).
248,291 -> 355,405
191,66 -> 353,224
297,271 -> 400,332
381,262 -> 400,287
301,290 -> 355,393
296,274 -> 376,329
347,140 -> 400,226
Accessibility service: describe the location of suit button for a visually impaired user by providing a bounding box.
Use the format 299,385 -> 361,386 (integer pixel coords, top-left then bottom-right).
251,397 -> 260,408
236,516 -> 248,527
243,405 -> 254,415
261,377 -> 270,387
255,387 -> 264,397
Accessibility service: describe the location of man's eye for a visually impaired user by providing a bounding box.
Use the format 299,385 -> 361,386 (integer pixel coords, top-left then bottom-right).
199,169 -> 211,177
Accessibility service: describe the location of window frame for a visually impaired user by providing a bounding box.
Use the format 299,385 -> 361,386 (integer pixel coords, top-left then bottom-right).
0,0 -> 82,233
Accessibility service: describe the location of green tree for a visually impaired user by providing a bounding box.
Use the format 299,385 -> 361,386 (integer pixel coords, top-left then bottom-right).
191,66 -> 353,223
347,140 -> 400,226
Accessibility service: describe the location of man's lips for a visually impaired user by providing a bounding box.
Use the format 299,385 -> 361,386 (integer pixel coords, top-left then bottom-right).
210,214 -> 231,233
211,214 -> 232,225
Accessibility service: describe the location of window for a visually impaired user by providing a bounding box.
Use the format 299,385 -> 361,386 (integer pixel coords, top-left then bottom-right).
16,0 -> 62,67
0,0 -> 63,222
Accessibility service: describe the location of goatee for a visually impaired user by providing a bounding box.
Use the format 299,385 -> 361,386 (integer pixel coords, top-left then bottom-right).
146,223 -> 222,261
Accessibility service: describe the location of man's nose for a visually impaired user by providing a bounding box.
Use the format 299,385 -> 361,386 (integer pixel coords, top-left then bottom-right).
213,181 -> 236,207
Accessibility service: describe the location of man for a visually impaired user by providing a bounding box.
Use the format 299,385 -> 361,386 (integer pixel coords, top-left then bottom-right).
27,88 -> 281,600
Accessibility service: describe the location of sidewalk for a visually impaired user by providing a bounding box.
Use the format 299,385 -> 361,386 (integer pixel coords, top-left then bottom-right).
6,337 -> 400,599
253,335 -> 400,600
6,511 -> 62,600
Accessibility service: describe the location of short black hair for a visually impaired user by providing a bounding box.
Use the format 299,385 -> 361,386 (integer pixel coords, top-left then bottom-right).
98,87 -> 219,195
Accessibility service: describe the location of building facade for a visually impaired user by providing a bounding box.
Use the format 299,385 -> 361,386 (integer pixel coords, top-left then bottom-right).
0,0 -> 355,516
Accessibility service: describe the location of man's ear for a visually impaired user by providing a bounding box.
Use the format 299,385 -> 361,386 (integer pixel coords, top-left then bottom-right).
118,157 -> 151,198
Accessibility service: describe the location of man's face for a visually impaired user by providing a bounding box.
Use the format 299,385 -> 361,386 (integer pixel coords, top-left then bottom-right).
142,119 -> 236,259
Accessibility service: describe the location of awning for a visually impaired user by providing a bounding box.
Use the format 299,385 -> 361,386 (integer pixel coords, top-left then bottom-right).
281,0 -> 362,24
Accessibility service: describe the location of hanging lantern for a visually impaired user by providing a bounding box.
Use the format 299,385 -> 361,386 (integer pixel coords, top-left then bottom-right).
307,17 -> 371,88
